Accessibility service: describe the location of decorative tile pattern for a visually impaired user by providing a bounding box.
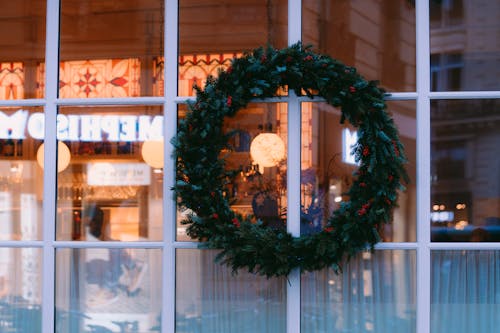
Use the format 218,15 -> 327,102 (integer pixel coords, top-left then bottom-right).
0,62 -> 24,100
59,58 -> 140,98
178,53 -> 239,96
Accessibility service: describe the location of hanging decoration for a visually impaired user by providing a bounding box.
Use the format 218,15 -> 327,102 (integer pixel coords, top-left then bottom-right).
249,132 -> 286,169
36,141 -> 71,173
173,43 -> 408,278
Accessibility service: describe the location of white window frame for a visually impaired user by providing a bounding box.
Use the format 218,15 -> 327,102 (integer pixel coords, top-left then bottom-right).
0,1 -> 499,333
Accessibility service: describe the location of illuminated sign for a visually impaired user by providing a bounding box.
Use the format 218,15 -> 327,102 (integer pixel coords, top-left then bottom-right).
0,109 -> 163,142
430,211 -> 455,223
87,162 -> 151,186
342,128 -> 359,165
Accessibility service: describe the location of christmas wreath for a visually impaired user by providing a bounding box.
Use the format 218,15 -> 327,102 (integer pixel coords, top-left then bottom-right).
173,43 -> 408,278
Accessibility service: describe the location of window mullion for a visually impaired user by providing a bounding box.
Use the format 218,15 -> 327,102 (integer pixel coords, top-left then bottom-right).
163,1 -> 179,333
287,93 -> 301,333
416,1 -> 431,333
42,0 -> 61,333
287,1 -> 302,332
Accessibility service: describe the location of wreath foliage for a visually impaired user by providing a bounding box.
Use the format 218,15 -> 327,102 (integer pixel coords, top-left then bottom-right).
173,43 -> 408,278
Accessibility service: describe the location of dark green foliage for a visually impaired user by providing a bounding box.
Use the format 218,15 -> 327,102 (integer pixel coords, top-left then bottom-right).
172,43 -> 408,278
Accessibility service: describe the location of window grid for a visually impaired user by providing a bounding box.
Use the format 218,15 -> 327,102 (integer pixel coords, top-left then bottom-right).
0,1 -> 495,333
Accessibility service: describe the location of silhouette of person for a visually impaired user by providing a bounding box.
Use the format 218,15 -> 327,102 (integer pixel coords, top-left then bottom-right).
83,205 -> 146,308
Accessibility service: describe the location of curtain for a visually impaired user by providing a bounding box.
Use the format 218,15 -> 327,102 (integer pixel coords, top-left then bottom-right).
176,249 -> 286,333
431,250 -> 500,333
301,250 -> 416,333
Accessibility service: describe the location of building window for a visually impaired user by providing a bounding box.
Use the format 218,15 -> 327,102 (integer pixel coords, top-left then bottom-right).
0,1 -> 498,332
431,53 -> 463,91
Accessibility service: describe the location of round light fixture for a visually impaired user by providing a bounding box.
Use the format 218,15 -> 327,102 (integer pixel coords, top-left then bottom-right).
36,141 -> 71,173
250,133 -> 285,169
141,139 -> 164,169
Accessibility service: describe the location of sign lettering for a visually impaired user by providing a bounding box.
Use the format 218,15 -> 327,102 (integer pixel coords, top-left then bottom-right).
0,109 -> 163,142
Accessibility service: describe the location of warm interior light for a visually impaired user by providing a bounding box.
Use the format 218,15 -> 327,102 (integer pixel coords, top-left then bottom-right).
250,133 -> 285,170
141,139 -> 164,169
36,141 -> 71,173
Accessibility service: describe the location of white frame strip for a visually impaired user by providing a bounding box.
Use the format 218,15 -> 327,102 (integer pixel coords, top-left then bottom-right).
287,1 -> 302,333
42,0 -> 60,332
163,0 -> 179,333
416,1 -> 431,333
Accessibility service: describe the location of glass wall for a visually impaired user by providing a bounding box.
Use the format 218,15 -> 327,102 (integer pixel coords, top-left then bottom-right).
299,101 -> 416,241
0,0 -> 46,99
55,248 -> 161,332
430,0 -> 500,91
431,250 -> 500,333
302,250 -> 416,333
0,1 -> 498,333
59,0 -> 164,97
56,105 -> 164,242
431,100 -> 500,242
0,107 -> 44,241
176,250 -> 286,333
0,247 -> 42,332
302,0 -> 416,92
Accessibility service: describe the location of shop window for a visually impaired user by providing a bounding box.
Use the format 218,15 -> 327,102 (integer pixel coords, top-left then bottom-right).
56,105 -> 164,242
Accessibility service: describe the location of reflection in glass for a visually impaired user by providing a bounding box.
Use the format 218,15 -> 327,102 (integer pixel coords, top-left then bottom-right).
303,0 -> 416,92
178,0 -> 288,97
176,103 -> 288,240
59,0 -> 164,97
55,248 -> 161,333
178,53 -> 239,97
431,250 -> 500,333
300,102 -> 416,241
0,0 -> 46,99
56,106 -> 163,241
431,100 -> 500,242
430,1 -> 500,91
302,250 -> 416,333
176,249 -> 286,333
179,0 -> 287,55
0,248 -> 42,332
0,107 -> 44,240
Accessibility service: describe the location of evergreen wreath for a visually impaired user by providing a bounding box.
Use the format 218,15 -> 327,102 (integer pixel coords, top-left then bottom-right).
173,43 -> 408,278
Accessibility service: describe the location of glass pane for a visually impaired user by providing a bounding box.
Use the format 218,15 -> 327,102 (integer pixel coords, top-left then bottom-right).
178,53 -> 237,97
176,249 -> 286,333
56,105 -> 163,241
59,0 -> 164,97
0,106 -> 44,240
431,250 -> 500,333
303,0 -> 416,92
0,0 -> 46,99
176,103 -> 288,241
0,247 -> 42,332
430,1 -> 500,91
300,101 -> 416,241
178,0 -> 288,97
302,250 -> 416,333
431,100 -> 500,242
55,248 -> 161,333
